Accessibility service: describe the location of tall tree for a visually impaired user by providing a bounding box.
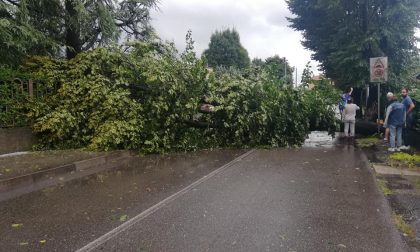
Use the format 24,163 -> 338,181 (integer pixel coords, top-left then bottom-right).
251,58 -> 264,67
0,0 -> 158,62
263,55 -> 294,85
0,0 -> 60,66
287,0 -> 420,88
300,61 -> 313,88
203,28 -> 250,69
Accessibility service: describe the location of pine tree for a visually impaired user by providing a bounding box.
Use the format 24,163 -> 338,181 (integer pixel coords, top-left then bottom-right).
203,28 -> 250,69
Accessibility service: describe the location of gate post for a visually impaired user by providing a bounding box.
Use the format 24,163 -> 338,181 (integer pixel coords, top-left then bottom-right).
28,79 -> 33,98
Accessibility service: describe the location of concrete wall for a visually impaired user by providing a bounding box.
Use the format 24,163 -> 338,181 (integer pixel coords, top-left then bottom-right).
0,127 -> 36,154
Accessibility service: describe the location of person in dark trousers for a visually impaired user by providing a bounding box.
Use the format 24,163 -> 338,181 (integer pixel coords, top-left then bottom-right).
400,87 -> 415,150
383,93 -> 406,152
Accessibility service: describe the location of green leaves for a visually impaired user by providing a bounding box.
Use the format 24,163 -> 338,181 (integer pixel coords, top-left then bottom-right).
288,0 -> 420,87
1,0 -> 158,62
26,48 -> 143,150
22,37 -> 338,153
203,68 -> 315,148
301,79 -> 339,134
119,214 -> 128,222
11,223 -> 23,229
203,28 -> 250,69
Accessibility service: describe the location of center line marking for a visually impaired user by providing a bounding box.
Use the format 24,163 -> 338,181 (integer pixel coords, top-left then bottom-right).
76,149 -> 256,252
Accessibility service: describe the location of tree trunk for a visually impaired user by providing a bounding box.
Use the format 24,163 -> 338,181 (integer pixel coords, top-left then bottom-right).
65,0 -> 81,59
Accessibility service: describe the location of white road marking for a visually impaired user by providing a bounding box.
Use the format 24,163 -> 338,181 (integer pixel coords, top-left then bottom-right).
76,149 -> 256,252
0,151 -> 29,158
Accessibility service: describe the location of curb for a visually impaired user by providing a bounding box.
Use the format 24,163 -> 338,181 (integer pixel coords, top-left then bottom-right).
0,151 -> 134,202
372,163 -> 420,176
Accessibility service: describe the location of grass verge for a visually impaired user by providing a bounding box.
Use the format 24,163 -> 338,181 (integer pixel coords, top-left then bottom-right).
377,178 -> 394,196
389,153 -> 420,170
394,214 -> 416,238
355,137 -> 380,148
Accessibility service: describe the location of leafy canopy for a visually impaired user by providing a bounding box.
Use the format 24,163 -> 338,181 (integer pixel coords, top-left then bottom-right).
0,0 -> 158,63
263,55 -> 294,86
287,0 -> 420,88
19,36 -> 338,152
204,28 -> 250,69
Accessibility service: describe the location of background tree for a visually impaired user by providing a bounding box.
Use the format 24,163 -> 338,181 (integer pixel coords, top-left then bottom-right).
263,55 -> 294,85
64,0 -> 158,59
399,56 -> 420,91
0,0 -> 60,66
203,28 -> 250,69
287,0 -> 420,88
300,61 -> 313,88
251,58 -> 264,67
0,0 -> 158,63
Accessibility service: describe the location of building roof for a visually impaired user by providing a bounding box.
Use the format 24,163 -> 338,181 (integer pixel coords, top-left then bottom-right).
311,75 -> 323,81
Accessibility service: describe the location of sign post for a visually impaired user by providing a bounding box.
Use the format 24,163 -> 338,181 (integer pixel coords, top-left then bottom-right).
377,82 -> 380,125
370,57 -> 388,132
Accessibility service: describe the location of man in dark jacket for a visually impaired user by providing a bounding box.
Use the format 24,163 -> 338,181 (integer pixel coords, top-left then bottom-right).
400,87 -> 416,150
383,93 -> 406,152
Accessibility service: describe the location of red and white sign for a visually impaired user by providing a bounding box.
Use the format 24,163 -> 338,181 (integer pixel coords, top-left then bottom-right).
370,57 -> 388,83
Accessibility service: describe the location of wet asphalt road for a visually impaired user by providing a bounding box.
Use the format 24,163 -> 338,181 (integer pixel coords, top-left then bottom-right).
0,135 -> 409,252
93,147 -> 407,252
0,150 -> 245,252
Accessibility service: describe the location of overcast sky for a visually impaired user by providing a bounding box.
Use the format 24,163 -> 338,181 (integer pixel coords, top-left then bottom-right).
151,0 -> 420,84
150,0 -> 319,84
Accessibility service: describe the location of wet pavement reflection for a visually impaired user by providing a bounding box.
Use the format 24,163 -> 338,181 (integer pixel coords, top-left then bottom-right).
304,131 -> 352,149
304,131 -> 336,148
0,133 -> 406,252
0,149 -> 244,252
94,138 -> 405,252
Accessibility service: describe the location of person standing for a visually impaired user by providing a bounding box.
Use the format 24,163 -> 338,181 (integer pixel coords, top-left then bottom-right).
343,98 -> 359,138
339,87 -> 353,117
383,92 -> 394,142
401,87 -> 415,150
383,93 -> 406,152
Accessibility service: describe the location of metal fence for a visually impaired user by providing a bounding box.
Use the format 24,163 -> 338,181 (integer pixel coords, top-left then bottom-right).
0,79 -> 57,128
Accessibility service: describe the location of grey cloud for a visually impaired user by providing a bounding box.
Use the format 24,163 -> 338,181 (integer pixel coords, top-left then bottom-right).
266,10 -> 292,28
151,0 -> 320,83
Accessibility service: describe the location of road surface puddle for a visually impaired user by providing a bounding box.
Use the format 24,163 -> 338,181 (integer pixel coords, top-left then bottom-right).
304,131 -> 336,148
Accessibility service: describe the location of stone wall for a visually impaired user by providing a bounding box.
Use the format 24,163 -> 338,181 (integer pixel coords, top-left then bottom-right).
0,127 -> 36,154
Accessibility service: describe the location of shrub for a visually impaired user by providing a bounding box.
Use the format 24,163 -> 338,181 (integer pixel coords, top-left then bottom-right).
0,68 -> 32,127
127,40 -> 211,152
389,153 -> 420,169
302,79 -> 339,134
26,49 -> 143,150
203,70 -> 309,148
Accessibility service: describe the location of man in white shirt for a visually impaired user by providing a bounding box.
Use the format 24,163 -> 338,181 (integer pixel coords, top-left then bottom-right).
343,98 -> 360,137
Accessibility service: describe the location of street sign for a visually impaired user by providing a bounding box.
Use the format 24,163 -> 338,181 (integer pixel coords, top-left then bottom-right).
370,57 -> 388,83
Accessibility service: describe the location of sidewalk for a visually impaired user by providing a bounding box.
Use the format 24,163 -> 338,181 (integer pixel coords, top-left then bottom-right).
0,150 -> 104,179
359,137 -> 420,250
0,149 -> 133,202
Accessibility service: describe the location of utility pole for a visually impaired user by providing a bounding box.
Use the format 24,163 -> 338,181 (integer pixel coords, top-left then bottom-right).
295,67 -> 298,88
283,57 -> 287,85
